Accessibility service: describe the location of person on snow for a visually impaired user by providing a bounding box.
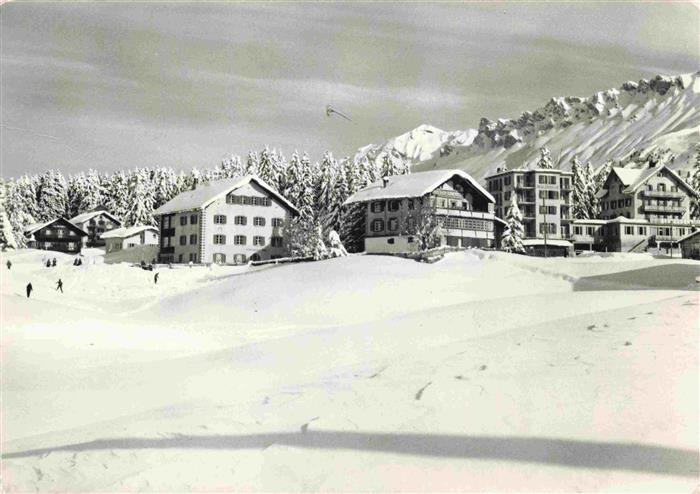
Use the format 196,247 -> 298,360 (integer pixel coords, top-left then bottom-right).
154,272 -> 159,284
56,278 -> 63,293
26,282 -> 33,298
6,260 -> 11,270
46,260 -> 51,268
51,258 -> 57,267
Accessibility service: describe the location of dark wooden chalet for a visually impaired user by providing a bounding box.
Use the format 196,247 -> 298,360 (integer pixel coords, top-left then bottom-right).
24,218 -> 88,254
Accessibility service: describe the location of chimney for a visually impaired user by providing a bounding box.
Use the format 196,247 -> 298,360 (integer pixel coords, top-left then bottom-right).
382,177 -> 390,188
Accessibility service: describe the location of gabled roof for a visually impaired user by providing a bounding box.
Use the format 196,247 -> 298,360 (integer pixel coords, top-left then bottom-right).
610,167 -> 642,187
100,225 -> 158,239
344,170 -> 494,205
69,210 -> 121,226
153,175 -> 299,216
24,218 -> 88,236
677,229 -> 700,244
622,165 -> 698,195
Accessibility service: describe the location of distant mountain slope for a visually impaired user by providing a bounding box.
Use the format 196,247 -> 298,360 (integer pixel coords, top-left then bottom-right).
355,72 -> 699,180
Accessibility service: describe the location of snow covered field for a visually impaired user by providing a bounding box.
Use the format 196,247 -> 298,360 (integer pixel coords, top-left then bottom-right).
1,249 -> 698,492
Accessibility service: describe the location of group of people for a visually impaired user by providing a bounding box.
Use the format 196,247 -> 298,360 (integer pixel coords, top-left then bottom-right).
45,258 -> 57,268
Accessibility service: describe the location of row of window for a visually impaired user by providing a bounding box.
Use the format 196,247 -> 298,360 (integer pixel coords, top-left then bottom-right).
43,229 -> 78,237
442,217 -> 491,231
488,175 -> 571,192
213,215 -> 284,227
226,195 -> 272,206
180,214 -> 199,226
180,234 -> 198,246
36,241 -> 77,250
213,234 -> 284,247
371,218 -> 401,233
602,198 -> 631,210
570,225 -> 687,238
370,199 -> 413,213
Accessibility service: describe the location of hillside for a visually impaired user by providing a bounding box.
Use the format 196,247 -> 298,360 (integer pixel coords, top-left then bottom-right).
355,72 -> 700,180
2,249 -> 698,491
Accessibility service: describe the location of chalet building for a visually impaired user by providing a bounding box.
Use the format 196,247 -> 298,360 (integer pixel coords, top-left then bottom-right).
24,218 -> 88,254
570,164 -> 699,253
344,170 -> 498,254
153,175 -> 299,264
678,229 -> 700,260
69,210 -> 121,248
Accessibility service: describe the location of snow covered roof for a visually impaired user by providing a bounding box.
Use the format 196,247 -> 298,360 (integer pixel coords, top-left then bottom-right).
101,225 -> 158,239
610,167 -> 642,187
153,175 -> 299,216
522,239 -> 573,248
24,218 -> 88,236
677,229 -> 700,244
69,210 -> 121,226
344,170 -> 494,205
571,219 -> 608,225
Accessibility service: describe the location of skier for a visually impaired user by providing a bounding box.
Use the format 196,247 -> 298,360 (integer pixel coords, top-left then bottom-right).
56,278 -> 63,293
6,260 -> 11,270
52,258 -> 57,267
46,260 -> 51,268
26,282 -> 33,298
154,272 -> 159,284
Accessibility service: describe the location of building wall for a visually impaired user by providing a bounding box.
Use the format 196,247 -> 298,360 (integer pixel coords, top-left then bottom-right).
106,230 -> 159,253
486,169 -> 573,240
30,222 -> 83,254
365,236 -> 421,254
201,182 -> 294,264
681,235 -> 700,259
159,210 -> 203,263
74,213 -> 120,247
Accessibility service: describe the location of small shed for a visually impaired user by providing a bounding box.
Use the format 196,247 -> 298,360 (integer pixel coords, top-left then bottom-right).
677,229 -> 700,260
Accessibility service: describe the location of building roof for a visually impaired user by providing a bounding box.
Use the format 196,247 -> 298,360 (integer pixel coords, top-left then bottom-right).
100,225 -> 158,239
153,175 -> 299,216
571,219 -> 608,225
608,165 -> 697,196
484,167 -> 574,179
344,170 -> 494,205
24,218 -> 88,236
522,239 -> 573,248
69,210 -> 121,226
677,229 -> 700,244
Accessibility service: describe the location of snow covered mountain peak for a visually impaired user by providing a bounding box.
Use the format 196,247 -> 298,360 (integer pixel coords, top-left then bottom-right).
356,72 -> 699,181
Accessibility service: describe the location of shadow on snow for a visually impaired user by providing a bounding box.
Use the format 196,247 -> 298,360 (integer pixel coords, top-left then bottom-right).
3,432 -> 697,477
573,264 -> 700,292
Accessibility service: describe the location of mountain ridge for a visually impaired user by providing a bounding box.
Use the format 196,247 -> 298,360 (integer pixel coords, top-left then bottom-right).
354,72 -> 700,181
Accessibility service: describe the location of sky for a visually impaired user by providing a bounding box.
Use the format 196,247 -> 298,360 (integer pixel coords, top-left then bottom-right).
1,2 -> 698,178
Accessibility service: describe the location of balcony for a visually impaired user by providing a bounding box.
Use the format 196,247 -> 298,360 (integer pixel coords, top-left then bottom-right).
642,204 -> 685,214
162,228 -> 176,237
642,190 -> 685,199
434,208 -> 494,220
654,235 -> 676,242
161,246 -> 175,254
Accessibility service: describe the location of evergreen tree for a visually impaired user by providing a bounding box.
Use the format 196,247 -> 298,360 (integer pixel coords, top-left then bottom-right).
124,169 -> 156,226
245,151 -> 260,175
5,175 -> 39,247
500,195 -> 525,253
36,169 -> 68,221
585,161 -> 600,218
691,145 -> 700,219
67,170 -> 106,218
219,155 -> 244,179
571,155 -> 590,219
0,178 -> 18,249
536,147 -> 554,169
404,199 -> 441,251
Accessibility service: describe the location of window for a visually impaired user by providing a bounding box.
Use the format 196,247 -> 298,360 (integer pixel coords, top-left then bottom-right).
407,236 -> 415,243
213,253 -> 226,264
271,236 -> 283,247
371,201 -> 385,213
234,235 -> 246,245
504,176 -> 511,186
638,227 -> 646,235
69,230 -> 76,236
57,229 -> 64,238
539,223 -> 556,234
574,226 -> 582,235
68,242 -> 75,250
214,234 -> 226,245
406,217 -> 415,231
180,216 -> 187,226
190,214 -> 198,224
387,238 -> 395,244
189,253 -> 197,262
505,191 -> 511,201
618,185 -> 623,194
586,227 -> 594,235
45,229 -> 52,236
388,200 -> 400,212
371,219 -> 384,232
250,254 -> 261,262
189,234 -> 197,245
179,235 -> 186,246
272,218 -> 284,228
388,218 -> 399,231
178,254 -> 183,262
253,235 -> 265,246
235,216 -> 247,225
214,215 -> 227,224
625,226 -> 633,235
407,199 -> 415,210
253,217 -> 266,227
658,183 -> 666,192
625,198 -> 631,207
234,254 -> 247,264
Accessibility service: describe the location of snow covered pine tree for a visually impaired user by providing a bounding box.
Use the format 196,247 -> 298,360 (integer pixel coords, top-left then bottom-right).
501,194 -> 525,253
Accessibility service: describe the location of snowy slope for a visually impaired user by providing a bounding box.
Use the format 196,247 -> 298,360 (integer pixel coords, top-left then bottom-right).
1,250 -> 698,492
357,72 -> 700,180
